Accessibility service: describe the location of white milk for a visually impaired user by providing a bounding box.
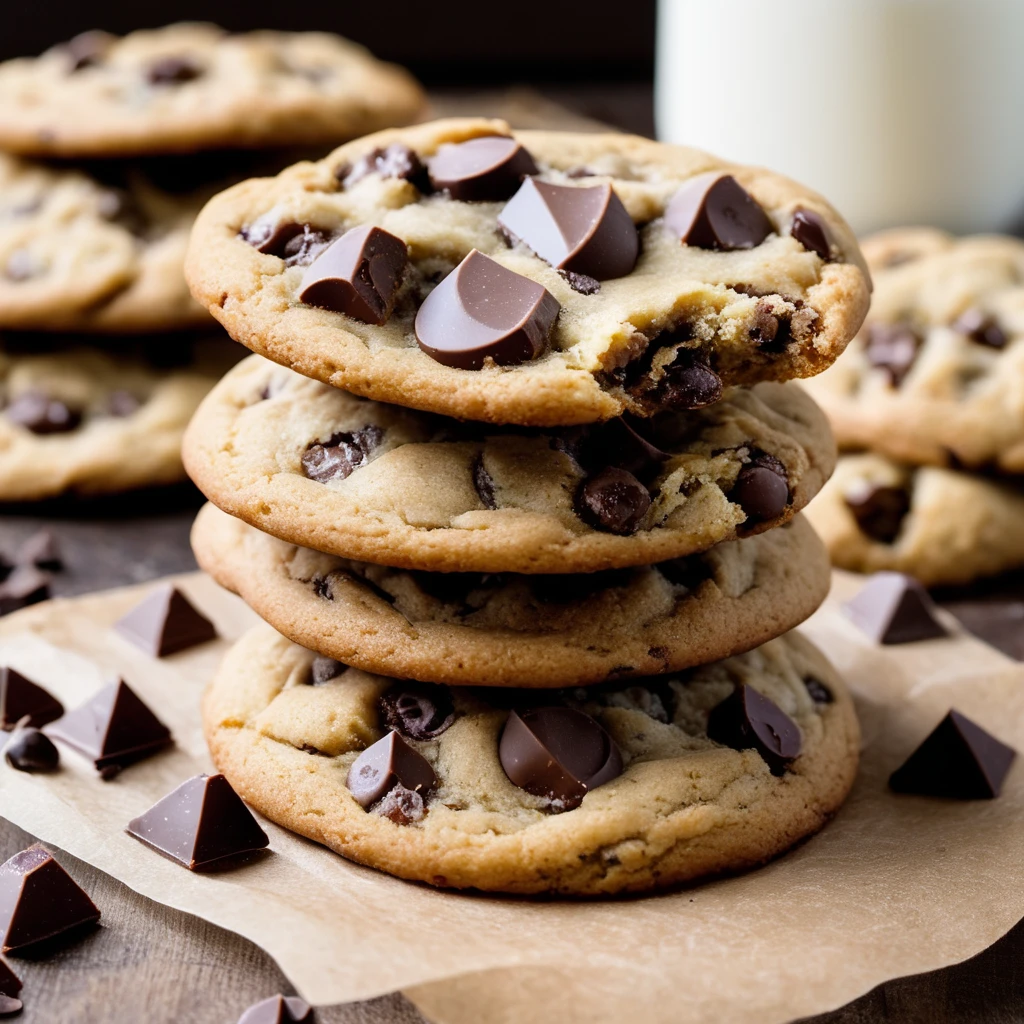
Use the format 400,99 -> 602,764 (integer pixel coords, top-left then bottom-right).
655,0 -> 1024,234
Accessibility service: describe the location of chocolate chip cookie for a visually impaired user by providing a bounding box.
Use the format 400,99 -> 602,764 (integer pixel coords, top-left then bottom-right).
803,231 -> 1024,474
192,502 -> 830,687
804,452 -> 1024,586
0,24 -> 425,158
185,117 -> 871,426
204,624 -> 859,894
183,354 -> 836,573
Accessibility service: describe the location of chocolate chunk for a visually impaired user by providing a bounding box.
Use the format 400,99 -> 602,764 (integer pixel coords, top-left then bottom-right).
790,209 -> 832,260
865,322 -> 922,386
299,225 -> 408,325
309,656 -> 346,685
0,995 -> 20,1018
0,567 -> 51,617
0,959 -> 21,999
803,677 -> 834,705
843,481 -> 910,544
346,731 -> 437,809
499,707 -> 622,811
559,269 -> 600,295
242,220 -> 331,268
375,784 -> 426,825
595,418 -> 670,485
665,173 -> 773,251
415,250 -> 559,370
0,667 -> 63,730
953,308 -> 1008,349
340,143 -> 427,190
427,136 -> 538,201
63,29 -> 114,71
4,392 -> 81,434
127,773 -> 270,871
4,725 -> 59,773
707,685 -> 802,775
655,351 -> 723,410
237,994 -> 314,1024
0,845 -> 100,953
576,467 -> 651,535
44,679 -> 172,774
146,56 -> 203,85
106,389 -> 141,418
114,584 -> 217,657
301,425 -> 383,483
657,554 -> 712,593
890,710 -> 1016,799
843,572 -> 948,644
498,180 -> 639,280
730,450 -> 790,523
471,454 -> 497,509
281,227 -> 331,268
380,684 -> 455,741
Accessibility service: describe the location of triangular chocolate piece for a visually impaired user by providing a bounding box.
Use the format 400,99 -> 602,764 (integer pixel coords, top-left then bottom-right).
0,845 -> 100,953
237,994 -> 314,1024
0,667 -> 63,730
114,584 -> 217,657
843,572 -> 948,644
127,774 -> 269,871
0,958 -> 21,998
890,710 -> 1017,799
44,679 -> 171,773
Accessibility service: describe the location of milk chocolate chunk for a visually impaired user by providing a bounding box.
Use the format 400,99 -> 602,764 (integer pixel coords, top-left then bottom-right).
665,173 -> 773,251
0,667 -> 63,730
309,656 -> 346,685
147,56 -> 203,85
890,710 -> 1016,799
4,392 -> 81,434
0,996 -> 21,1018
707,685 -> 802,776
498,179 -> 639,280
790,208 -> 832,260
242,220 -> 330,268
0,959 -> 21,999
499,707 -> 622,811
865,322 -> 922,386
237,994 -> 314,1024
576,467 -> 651,535
114,584 -> 217,657
843,572 -> 948,645
380,684 -> 454,741
127,773 -> 270,871
299,225 -> 408,325
44,679 -> 172,774
0,846 -> 100,953
301,425 -> 383,483
953,308 -> 1008,349
0,568 -> 50,617
843,481 -> 910,544
730,450 -> 790,523
427,136 -> 538,201
347,731 -> 437,809
16,530 -> 62,571
376,785 -> 426,825
340,143 -> 426,190
415,250 -> 559,370
3,726 -> 59,773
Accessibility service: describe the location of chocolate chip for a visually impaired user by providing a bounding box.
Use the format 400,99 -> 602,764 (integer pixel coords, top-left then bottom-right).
308,656 -> 346,685
146,56 -> 203,85
559,269 -> 601,295
241,220 -> 331,268
106,390 -> 141,418
375,784 -> 426,824
415,250 -> 560,370
707,685 -> 802,775
0,567 -> 51,617
380,683 -> 455,740
114,584 -> 217,657
237,994 -> 314,1024
63,29 -> 114,71
346,731 -> 437,808
4,726 -> 59,773
3,250 -> 36,282
803,677 -> 833,705
655,351 -> 723,410
556,417 -> 668,485
729,450 -> 790,523
0,666 -> 63,729
427,136 -> 538,201
843,481 -> 910,544
665,173 -> 773,251
843,572 -> 948,645
749,301 -> 782,348
282,226 -> 331,268
4,392 -> 81,434
953,308 -> 1008,349
790,209 -> 832,260
301,425 -> 383,483
299,225 -> 408,325
339,143 -> 427,190
499,707 -> 622,811
576,467 -> 651,535
471,454 -> 497,509
865,322 -> 922,386
657,554 -> 712,592
0,995 -> 20,1018
498,180 -> 639,280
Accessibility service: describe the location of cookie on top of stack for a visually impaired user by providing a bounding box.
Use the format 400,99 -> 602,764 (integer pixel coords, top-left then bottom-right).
182,118 -> 871,895
0,24 -> 424,502
804,229 -> 1024,586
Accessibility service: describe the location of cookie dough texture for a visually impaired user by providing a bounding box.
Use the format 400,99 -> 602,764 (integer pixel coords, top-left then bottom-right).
185,117 -> 871,426
183,355 -> 837,574
193,502 -> 831,687
803,230 -> 1024,473
0,24 -> 425,158
804,452 -> 1024,586
204,625 -> 860,895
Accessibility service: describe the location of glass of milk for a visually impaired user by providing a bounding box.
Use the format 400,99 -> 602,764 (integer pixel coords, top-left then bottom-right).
656,0 -> 1024,235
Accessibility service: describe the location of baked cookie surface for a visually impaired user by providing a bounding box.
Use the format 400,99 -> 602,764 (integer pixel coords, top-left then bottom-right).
192,502 -> 830,687
0,24 -> 424,158
204,625 -> 860,895
185,118 -> 870,426
183,355 -> 837,574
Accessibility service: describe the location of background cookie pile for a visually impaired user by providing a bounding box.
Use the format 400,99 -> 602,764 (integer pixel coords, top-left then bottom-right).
182,118 -> 870,894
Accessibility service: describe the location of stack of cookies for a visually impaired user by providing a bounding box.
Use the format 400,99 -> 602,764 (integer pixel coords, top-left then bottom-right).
0,24 -> 422,502
804,229 -> 1024,587
182,118 -> 871,895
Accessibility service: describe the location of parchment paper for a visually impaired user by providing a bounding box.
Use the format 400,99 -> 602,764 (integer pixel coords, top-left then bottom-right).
0,571 -> 1021,1024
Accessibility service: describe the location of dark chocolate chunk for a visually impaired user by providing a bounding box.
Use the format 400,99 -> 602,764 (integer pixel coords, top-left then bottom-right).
803,677 -> 833,705
559,269 -> 601,295
4,392 -> 81,434
105,389 -> 142,418
499,707 -> 622,811
237,994 -> 314,1024
498,179 -> 639,280
665,173 -> 773,251
0,667 -> 63,730
843,572 -> 948,644
309,656 -> 346,685
0,995 -> 20,1018
0,959 -> 20,999
126,773 -> 269,870
281,227 -> 331,268
301,425 -> 383,484
415,250 -> 559,370
114,583 -> 217,657
427,136 -> 538,201
4,726 -> 59,773
299,225 -> 407,325
0,845 -> 100,953
241,220 -> 330,268
730,450 -> 790,523
63,30 -> 114,71
0,567 -> 51,617
865,322 -> 922,386
707,685 -> 802,775
346,731 -> 437,809
843,481 -> 910,544
790,209 -> 832,260
146,56 -> 203,85
655,351 -> 723,410
380,684 -> 455,741
375,784 -> 425,825
340,143 -> 427,190
471,454 -> 497,509
890,710 -> 1016,799
953,308 -> 1008,349
576,467 -> 650,535
44,679 -> 172,774
16,529 -> 62,571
